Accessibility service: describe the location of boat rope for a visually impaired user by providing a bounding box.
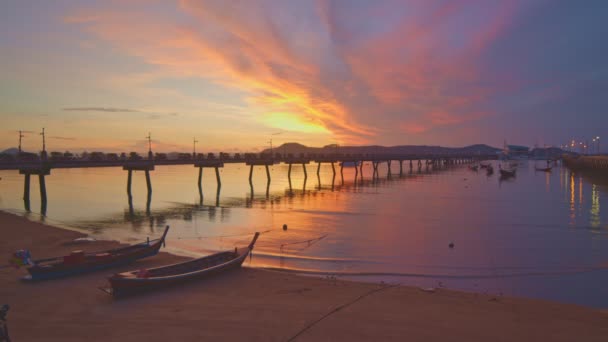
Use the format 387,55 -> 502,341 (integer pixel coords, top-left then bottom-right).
286,283 -> 400,342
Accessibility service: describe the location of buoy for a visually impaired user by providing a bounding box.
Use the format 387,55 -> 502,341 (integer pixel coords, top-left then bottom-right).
283,224 -> 288,231
449,242 -> 454,248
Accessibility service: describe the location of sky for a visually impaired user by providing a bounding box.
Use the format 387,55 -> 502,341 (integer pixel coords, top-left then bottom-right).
1,0 -> 607,153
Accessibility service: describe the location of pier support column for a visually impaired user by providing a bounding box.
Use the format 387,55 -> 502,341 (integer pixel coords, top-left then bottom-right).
215,166 -> 222,189
264,164 -> 270,184
399,160 -> 403,176
39,174 -> 47,204
409,160 -> 413,170
302,163 -> 307,179
359,162 -> 363,178
39,174 -> 47,215
198,167 -> 203,204
340,163 -> 344,184
144,170 -> 152,196
317,162 -> 321,177
354,162 -> 359,182
331,162 -> 336,177
387,160 -> 392,177
249,165 -> 254,183
23,173 -> 31,203
126,169 -> 133,198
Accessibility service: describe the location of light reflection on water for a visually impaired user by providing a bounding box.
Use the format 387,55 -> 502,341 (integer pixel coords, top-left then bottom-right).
1,161 -> 608,307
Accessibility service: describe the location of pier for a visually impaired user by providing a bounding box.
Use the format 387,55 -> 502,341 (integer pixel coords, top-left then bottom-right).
0,152 -> 494,212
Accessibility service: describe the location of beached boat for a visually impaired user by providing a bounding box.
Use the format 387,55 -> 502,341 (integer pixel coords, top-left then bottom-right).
102,232 -> 260,297
22,226 -> 170,281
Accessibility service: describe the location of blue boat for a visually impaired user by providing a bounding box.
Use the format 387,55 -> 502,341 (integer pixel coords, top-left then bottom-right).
22,226 -> 170,281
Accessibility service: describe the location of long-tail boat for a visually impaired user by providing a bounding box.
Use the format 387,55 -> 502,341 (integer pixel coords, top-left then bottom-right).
22,226 -> 170,281
101,232 -> 259,297
535,166 -> 552,172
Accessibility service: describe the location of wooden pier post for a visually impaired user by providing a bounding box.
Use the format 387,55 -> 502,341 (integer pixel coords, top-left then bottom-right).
317,162 -> 321,177
331,162 -> 336,177
302,163 -> 307,179
249,165 -> 254,183
399,160 -> 403,176
387,160 -> 392,177
264,164 -> 270,184
340,163 -> 344,184
288,163 -> 292,179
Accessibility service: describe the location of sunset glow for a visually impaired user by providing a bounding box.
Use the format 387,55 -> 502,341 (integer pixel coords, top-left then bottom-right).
1,1 -> 607,153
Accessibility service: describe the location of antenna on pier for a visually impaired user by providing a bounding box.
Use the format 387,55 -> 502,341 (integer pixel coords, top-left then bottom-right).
193,137 -> 198,157
18,130 -> 24,153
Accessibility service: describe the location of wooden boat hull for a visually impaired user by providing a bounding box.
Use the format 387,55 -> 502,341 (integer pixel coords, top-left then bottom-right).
24,226 -> 170,281
103,233 -> 259,297
535,167 -> 552,172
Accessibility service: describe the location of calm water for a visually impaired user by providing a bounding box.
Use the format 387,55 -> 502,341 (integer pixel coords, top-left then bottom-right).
2,161 -> 608,307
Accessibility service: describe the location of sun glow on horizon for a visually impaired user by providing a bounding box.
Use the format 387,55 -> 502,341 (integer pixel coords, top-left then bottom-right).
261,113 -> 330,135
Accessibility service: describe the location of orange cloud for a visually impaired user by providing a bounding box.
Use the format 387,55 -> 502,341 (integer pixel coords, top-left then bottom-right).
64,0 -> 520,144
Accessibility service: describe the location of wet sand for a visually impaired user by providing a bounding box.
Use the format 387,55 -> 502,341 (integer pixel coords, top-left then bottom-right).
1,211 -> 607,341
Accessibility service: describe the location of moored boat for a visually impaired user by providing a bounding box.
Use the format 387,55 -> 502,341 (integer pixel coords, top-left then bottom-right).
486,164 -> 494,175
102,232 -> 260,297
21,226 -> 170,281
534,166 -> 552,172
499,168 -> 516,177
469,164 -> 479,171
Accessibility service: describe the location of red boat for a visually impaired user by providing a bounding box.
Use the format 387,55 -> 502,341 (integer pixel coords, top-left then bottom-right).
23,226 -> 170,281
102,232 -> 259,297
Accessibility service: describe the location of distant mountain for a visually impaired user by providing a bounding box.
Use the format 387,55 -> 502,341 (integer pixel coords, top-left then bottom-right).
1,148 -> 19,155
263,143 -> 501,156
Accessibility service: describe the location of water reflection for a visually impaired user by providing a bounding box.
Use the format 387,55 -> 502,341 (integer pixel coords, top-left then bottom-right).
3,161 -> 608,307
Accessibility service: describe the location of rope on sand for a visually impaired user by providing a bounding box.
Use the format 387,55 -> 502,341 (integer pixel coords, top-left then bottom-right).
286,283 -> 400,342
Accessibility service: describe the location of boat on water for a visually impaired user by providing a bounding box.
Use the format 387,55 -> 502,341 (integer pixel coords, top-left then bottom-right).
534,166 -> 552,172
20,226 -> 170,281
486,164 -> 494,175
479,162 -> 491,169
340,161 -> 360,167
499,167 -> 516,177
101,232 -> 260,297
469,165 -> 479,171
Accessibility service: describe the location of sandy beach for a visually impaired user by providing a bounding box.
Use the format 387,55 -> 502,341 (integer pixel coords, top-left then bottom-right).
1,211 -> 607,341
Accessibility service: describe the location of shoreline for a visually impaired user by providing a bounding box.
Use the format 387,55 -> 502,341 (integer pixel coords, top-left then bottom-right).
1,210 -> 608,341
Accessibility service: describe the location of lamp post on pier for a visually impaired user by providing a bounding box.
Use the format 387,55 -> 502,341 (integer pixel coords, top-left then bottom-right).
18,130 -> 24,153
40,128 -> 47,160
193,137 -> 198,158
146,132 -> 152,159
